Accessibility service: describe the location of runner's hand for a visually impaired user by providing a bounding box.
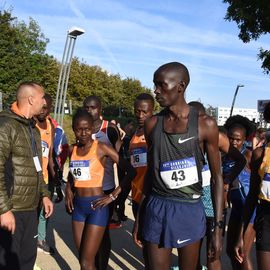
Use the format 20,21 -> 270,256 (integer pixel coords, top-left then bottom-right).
91,195 -> 113,209
0,211 -> 15,234
234,235 -> 244,263
132,218 -> 143,248
43,197 -> 54,218
208,228 -> 222,260
65,184 -> 74,214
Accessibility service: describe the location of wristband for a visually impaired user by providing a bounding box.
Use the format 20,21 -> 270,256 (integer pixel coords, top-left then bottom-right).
109,193 -> 117,201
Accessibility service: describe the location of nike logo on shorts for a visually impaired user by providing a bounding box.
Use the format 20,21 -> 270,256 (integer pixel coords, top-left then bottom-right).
178,137 -> 194,144
177,238 -> 191,245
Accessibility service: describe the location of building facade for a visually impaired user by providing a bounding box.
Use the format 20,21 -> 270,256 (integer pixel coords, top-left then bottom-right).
215,107 -> 259,126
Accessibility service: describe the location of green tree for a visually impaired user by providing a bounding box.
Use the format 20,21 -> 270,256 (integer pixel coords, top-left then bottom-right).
67,58 -> 152,116
0,9 -> 152,115
223,0 -> 270,74
0,9 -> 58,106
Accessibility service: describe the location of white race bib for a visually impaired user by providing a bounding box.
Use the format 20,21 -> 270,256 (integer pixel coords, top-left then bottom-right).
160,157 -> 199,189
70,160 -> 91,181
41,140 -> 49,158
131,147 -> 147,168
202,164 -> 211,187
261,173 -> 270,199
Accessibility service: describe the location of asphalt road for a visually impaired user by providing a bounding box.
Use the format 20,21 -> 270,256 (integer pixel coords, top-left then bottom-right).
35,195 -> 258,270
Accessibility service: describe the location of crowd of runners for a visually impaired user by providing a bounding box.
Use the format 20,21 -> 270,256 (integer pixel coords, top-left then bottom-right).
0,61 -> 270,270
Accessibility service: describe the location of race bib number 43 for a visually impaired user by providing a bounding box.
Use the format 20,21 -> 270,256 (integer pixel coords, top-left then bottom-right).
70,160 -> 91,181
160,157 -> 199,189
131,147 -> 147,168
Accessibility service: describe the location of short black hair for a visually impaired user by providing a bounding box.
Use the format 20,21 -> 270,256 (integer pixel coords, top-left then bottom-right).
224,115 -> 256,138
155,62 -> 190,88
72,108 -> 93,130
83,95 -> 101,108
135,93 -> 155,107
188,101 -> 205,114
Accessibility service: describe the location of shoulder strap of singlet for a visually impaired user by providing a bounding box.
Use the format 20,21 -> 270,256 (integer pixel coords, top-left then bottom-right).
187,106 -> 199,138
100,120 -> 108,134
154,115 -> 163,136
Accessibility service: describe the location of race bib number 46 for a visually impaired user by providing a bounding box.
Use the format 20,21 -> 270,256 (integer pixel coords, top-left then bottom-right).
160,157 -> 199,189
131,147 -> 147,168
70,160 -> 91,181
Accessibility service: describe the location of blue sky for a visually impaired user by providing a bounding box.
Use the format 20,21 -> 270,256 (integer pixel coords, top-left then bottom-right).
2,0 -> 270,109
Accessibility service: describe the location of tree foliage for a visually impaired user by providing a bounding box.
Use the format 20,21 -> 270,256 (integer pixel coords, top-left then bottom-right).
0,9 -> 59,105
67,58 -> 152,116
0,9 -> 152,115
224,0 -> 270,74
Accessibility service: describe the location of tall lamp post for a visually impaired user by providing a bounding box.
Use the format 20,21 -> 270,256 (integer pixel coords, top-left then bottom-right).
230,84 -> 244,117
54,26 -> 85,126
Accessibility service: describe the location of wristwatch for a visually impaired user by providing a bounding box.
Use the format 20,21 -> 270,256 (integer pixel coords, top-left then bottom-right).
214,220 -> 224,229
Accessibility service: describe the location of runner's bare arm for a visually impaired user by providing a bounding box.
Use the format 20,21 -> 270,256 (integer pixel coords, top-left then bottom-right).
201,116 -> 223,260
48,141 -> 55,180
65,145 -> 75,213
234,147 -> 263,263
92,142 -> 136,208
107,123 -> 122,152
133,115 -> 157,248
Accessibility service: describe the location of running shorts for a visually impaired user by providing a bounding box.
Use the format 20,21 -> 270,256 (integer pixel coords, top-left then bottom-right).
72,195 -> 109,227
142,194 -> 206,248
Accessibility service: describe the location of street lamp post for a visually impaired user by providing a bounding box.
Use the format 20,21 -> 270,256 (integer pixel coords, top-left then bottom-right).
230,84 -> 244,117
54,26 -> 85,126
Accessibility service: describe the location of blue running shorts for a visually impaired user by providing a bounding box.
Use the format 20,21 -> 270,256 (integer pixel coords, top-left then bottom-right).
72,195 -> 109,227
143,194 -> 206,248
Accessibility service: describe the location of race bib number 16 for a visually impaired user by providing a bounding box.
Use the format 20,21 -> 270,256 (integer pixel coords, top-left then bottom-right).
131,147 -> 147,168
160,157 -> 199,189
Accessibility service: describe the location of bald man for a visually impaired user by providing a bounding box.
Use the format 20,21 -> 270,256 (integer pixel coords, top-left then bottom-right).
0,82 -> 53,270
133,62 -> 223,270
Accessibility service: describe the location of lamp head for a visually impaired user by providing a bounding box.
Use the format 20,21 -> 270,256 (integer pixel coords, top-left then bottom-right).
68,27 -> 85,37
